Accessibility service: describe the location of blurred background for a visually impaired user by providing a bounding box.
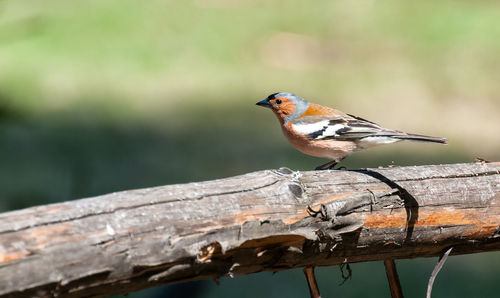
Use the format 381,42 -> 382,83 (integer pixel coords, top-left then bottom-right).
1,0 -> 499,297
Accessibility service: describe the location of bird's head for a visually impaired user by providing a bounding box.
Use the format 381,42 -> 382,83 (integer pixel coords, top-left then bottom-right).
256,92 -> 310,124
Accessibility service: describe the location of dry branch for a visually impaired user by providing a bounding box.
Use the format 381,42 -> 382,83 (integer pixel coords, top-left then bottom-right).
384,259 -> 403,298
1,162 -> 500,297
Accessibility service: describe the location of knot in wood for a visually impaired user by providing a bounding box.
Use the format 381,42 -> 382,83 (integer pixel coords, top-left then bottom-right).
198,241 -> 223,263
288,183 -> 304,198
276,167 -> 294,175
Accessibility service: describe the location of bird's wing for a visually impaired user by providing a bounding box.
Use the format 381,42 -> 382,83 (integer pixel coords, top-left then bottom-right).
292,115 -> 403,141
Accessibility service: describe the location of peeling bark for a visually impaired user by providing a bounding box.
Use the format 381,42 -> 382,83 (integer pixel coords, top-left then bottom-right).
0,163 -> 499,297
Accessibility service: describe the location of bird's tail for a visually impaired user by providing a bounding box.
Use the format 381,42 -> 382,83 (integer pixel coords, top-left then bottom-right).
392,133 -> 448,144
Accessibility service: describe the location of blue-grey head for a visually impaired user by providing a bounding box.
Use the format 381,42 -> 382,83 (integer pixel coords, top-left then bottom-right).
256,92 -> 310,123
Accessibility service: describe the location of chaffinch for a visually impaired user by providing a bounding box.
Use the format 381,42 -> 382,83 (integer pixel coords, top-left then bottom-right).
257,92 -> 447,170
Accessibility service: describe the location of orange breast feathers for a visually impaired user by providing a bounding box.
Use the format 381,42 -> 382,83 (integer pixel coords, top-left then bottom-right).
296,103 -> 348,119
281,120 -> 358,159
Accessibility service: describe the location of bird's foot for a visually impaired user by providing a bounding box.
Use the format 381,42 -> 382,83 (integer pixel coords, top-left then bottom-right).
475,157 -> 491,163
315,160 -> 339,171
315,160 -> 347,171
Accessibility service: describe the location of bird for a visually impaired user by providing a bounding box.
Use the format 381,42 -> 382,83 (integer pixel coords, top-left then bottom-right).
256,92 -> 447,170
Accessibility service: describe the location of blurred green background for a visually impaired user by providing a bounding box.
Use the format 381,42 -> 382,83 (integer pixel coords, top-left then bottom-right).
1,0 -> 499,297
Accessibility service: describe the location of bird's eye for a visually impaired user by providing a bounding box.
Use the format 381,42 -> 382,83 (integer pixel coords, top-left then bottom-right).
276,99 -> 282,104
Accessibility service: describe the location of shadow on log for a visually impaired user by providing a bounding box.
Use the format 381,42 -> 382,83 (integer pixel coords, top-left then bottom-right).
0,162 -> 499,297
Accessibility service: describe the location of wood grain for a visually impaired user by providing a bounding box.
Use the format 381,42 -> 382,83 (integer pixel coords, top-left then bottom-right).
0,163 -> 499,297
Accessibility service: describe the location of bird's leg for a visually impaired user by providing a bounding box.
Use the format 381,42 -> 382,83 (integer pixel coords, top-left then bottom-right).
315,159 -> 345,171
315,160 -> 338,170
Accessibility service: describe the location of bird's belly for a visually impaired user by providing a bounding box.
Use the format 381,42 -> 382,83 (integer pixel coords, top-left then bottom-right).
282,127 -> 358,159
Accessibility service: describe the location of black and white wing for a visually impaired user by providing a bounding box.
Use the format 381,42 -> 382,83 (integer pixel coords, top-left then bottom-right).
291,115 -> 447,145
292,115 -> 393,139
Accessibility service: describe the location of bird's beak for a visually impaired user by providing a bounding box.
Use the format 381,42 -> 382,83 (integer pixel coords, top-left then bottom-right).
256,99 -> 272,108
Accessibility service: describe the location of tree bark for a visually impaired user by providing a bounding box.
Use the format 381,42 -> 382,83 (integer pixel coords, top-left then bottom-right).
0,162 -> 499,297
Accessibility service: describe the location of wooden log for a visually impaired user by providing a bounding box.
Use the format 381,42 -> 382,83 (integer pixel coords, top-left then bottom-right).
0,162 -> 499,297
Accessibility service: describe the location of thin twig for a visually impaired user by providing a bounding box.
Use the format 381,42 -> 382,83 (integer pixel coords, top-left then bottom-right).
384,259 -> 404,298
426,247 -> 453,298
303,266 -> 321,298
339,263 -> 352,285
